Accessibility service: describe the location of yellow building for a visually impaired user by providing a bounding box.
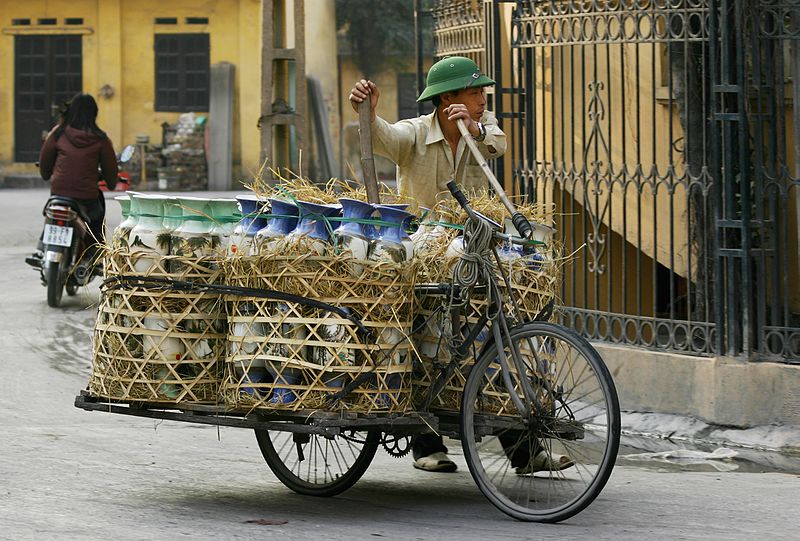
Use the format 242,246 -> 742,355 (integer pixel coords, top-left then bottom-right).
0,0 -> 338,185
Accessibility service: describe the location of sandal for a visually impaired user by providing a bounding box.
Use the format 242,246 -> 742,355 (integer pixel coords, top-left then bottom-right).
515,451 -> 575,475
413,452 -> 458,473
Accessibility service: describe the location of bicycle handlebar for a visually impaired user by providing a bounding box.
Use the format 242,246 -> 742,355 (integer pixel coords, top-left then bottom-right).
446,179 -> 473,218
454,119 -> 533,240
446,180 -> 534,243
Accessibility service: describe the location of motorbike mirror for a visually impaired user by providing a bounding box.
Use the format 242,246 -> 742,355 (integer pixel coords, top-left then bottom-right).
119,145 -> 135,163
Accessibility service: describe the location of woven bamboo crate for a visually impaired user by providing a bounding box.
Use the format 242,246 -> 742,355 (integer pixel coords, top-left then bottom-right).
222,253 -> 418,413
90,287 -> 226,403
412,257 -> 559,412
90,247 -> 226,404
104,246 -> 225,284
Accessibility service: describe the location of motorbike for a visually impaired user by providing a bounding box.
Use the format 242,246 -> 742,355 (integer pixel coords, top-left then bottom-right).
25,145 -> 135,307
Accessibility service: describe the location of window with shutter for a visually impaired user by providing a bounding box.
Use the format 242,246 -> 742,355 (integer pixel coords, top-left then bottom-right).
154,33 -> 209,112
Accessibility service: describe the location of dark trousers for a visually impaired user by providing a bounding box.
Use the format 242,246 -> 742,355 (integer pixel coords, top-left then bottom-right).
411,434 -> 449,460
499,432 -> 541,469
79,192 -> 107,254
414,432 -> 540,468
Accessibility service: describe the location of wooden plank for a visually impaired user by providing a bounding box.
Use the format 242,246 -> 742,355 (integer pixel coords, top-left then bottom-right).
74,393 -> 436,432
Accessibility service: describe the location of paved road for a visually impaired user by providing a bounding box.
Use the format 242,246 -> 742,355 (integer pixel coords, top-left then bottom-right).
0,189 -> 797,540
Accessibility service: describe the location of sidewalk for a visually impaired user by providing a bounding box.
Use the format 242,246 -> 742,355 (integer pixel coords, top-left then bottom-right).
0,173 -> 41,189
618,411 -> 800,475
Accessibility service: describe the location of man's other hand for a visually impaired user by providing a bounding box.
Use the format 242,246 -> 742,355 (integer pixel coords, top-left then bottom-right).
349,79 -> 380,121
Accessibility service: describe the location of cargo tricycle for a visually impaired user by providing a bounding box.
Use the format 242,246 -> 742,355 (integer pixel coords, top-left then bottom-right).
76,180 -> 620,523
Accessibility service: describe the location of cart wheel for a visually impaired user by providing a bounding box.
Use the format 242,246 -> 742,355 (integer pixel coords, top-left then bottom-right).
461,322 -> 620,523
255,427 -> 380,497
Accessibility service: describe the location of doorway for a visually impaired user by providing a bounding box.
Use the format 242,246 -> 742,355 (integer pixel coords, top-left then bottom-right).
14,35 -> 82,162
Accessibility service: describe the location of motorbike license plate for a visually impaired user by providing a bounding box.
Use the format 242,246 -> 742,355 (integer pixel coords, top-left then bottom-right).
43,224 -> 74,247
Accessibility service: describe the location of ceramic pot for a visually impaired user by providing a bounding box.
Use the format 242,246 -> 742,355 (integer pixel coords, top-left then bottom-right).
408,206 -> 430,244
285,201 -> 342,254
143,316 -> 185,398
265,302 -> 306,404
371,205 -> 415,264
128,194 -> 170,273
445,236 -> 465,260
311,308 -> 356,389
207,198 -> 240,260
172,197 -> 213,259
230,303 -> 269,396
162,197 -> 183,233
112,195 -> 134,248
254,198 -> 300,254
502,218 -> 552,270
334,198 -> 376,275
230,194 -> 267,256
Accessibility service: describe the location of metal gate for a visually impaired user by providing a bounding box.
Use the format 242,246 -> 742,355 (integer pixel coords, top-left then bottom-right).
425,0 -> 800,363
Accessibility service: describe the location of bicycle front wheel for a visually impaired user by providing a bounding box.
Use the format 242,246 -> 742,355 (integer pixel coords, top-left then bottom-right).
461,322 -> 620,522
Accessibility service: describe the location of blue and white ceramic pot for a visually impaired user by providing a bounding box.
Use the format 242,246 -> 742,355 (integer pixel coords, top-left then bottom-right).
370,204 -> 415,264
230,194 -> 267,256
254,198 -> 300,254
334,198 -> 376,275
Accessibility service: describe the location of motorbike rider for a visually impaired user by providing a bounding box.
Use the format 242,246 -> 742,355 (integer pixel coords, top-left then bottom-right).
349,56 -> 574,475
34,93 -> 118,269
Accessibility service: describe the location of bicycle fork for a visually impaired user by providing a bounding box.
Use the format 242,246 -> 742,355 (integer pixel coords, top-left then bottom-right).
489,315 -> 543,419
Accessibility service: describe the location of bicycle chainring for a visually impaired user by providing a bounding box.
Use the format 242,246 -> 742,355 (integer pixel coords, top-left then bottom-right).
382,434 -> 412,458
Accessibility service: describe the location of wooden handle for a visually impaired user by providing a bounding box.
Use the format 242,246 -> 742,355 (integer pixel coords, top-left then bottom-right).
359,100 -> 380,205
456,118 -> 516,216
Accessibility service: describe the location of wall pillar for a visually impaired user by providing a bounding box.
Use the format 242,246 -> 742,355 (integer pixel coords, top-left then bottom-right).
97,0 -> 123,146
209,62 -> 235,190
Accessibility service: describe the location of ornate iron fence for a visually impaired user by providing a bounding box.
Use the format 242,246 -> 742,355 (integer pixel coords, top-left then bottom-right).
430,0 -> 487,66
423,0 -> 800,364
736,0 -> 800,362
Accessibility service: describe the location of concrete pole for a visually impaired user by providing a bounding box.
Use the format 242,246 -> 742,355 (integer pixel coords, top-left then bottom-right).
209,62 -> 235,190
97,0 -> 123,145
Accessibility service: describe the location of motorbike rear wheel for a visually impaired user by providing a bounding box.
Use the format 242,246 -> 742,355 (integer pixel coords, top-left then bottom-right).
46,261 -> 64,307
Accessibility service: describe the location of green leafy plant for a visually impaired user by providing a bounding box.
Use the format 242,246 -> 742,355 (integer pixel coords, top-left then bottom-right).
336,0 -> 429,77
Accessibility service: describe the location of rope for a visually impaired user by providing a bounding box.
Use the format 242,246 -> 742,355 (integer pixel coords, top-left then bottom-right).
451,215 -> 498,319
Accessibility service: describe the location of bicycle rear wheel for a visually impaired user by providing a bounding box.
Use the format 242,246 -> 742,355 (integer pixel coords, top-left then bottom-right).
461,322 -> 620,522
255,427 -> 380,497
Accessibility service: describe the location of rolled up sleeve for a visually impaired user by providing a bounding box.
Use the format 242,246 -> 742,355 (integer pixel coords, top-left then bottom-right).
479,112 -> 506,159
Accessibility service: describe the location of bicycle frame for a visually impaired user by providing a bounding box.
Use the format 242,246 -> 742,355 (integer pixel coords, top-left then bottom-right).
418,241 -> 552,421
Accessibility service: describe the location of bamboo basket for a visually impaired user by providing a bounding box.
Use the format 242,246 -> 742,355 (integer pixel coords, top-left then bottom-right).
412,248 -> 561,412
222,251 -> 418,414
104,246 -> 225,284
89,248 -> 226,404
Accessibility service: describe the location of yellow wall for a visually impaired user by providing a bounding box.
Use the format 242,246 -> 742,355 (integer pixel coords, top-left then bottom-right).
0,0 -> 265,179
338,57 -> 435,181
116,0 -> 261,178
0,0 -> 100,167
305,0 -> 340,176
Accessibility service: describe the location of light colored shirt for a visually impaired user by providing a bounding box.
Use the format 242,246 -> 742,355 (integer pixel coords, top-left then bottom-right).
370,110 -> 506,210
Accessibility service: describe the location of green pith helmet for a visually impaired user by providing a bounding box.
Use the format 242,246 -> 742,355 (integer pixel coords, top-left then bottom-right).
416,56 -> 495,102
